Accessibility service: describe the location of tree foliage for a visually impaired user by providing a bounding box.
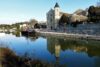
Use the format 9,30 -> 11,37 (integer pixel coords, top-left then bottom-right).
59,14 -> 69,26
88,6 -> 100,22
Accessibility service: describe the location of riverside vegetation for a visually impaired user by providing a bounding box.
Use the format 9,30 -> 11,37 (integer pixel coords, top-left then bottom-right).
0,47 -> 62,67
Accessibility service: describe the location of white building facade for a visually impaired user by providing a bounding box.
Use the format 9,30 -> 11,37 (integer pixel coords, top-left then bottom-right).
47,3 -> 62,30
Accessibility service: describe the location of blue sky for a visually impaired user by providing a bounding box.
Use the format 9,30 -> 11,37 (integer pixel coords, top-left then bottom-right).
0,0 -> 97,24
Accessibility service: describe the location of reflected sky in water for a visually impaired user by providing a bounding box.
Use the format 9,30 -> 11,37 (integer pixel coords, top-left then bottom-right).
0,33 -> 100,67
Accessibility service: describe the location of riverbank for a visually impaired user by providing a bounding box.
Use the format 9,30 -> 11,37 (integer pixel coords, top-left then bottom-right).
0,47 -> 16,67
35,29 -> 100,41
0,47 -> 57,67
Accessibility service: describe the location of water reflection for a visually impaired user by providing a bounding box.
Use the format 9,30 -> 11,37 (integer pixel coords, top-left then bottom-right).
12,32 -> 21,37
47,37 -> 100,57
47,37 -> 100,67
0,33 -> 100,67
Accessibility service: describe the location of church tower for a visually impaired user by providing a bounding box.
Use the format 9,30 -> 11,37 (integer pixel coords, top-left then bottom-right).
54,3 -> 61,29
47,3 -> 61,30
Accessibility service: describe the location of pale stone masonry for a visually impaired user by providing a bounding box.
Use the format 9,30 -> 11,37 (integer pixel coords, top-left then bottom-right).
47,3 -> 62,30
46,3 -> 88,30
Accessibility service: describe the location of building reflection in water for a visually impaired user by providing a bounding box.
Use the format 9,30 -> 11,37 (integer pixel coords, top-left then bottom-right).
47,37 -> 61,66
47,36 -> 100,57
55,44 -> 61,66
2,32 -> 100,67
47,36 -> 100,66
55,44 -> 61,58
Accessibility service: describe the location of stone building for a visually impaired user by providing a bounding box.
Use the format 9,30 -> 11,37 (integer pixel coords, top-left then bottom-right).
47,3 -> 62,30
46,3 -> 87,30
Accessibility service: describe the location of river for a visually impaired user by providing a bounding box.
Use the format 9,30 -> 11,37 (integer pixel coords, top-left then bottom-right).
0,33 -> 100,67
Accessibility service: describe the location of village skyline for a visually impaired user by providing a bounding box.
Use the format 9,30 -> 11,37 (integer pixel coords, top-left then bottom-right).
0,0 -> 97,24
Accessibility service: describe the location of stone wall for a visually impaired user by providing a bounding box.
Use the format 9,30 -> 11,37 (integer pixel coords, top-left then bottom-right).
59,23 -> 100,35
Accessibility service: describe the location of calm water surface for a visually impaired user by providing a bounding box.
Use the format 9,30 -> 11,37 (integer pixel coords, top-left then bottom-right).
0,33 -> 100,67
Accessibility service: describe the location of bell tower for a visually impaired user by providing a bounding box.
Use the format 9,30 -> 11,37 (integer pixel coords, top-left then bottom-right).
54,3 -> 60,29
